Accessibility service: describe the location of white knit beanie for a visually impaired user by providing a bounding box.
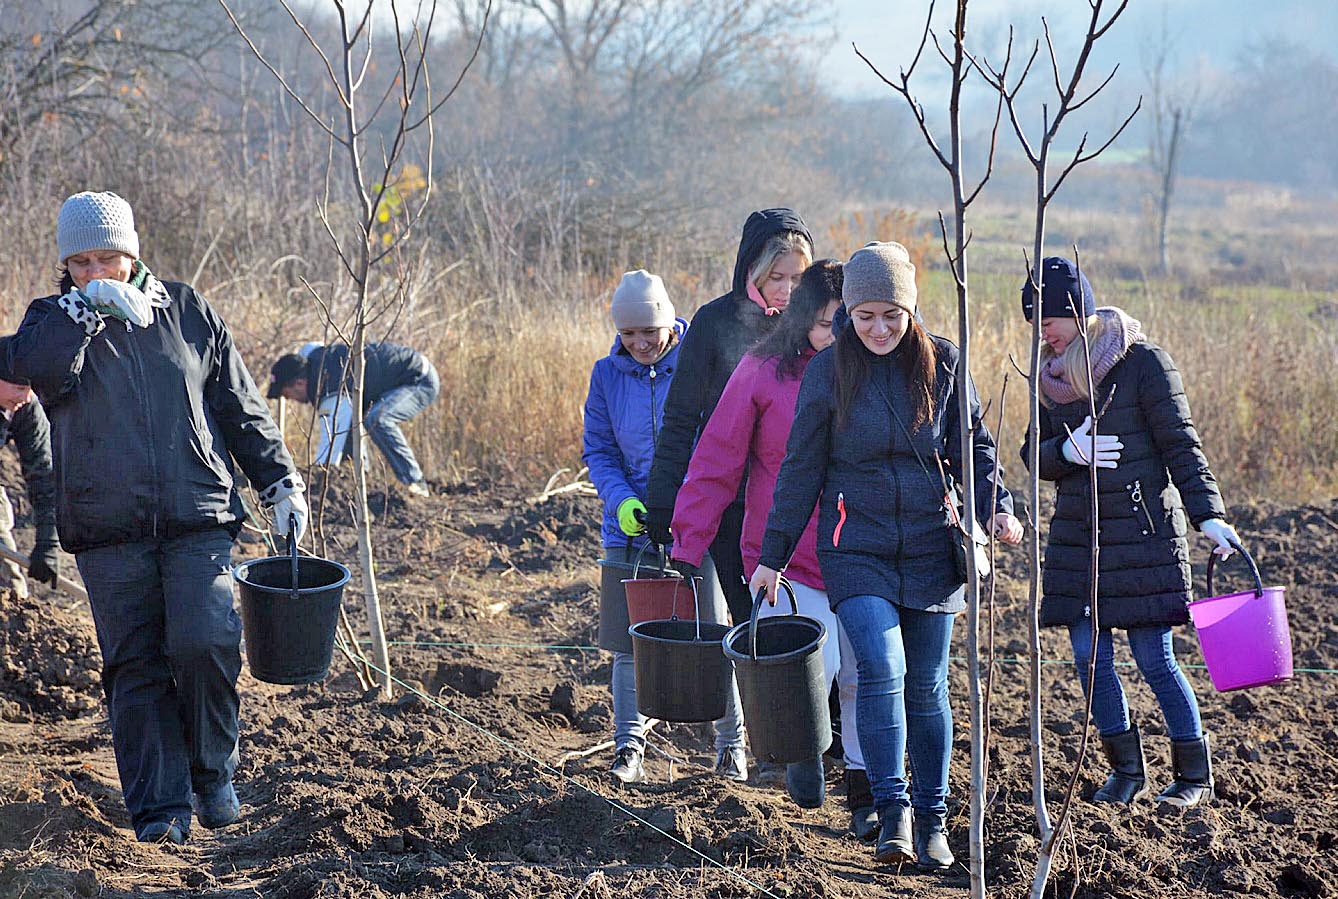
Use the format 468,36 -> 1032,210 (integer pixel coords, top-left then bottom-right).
843,241 -> 916,314
610,270 -> 675,329
57,191 -> 140,262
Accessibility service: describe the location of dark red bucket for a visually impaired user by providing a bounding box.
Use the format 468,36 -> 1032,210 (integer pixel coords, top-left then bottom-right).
622,575 -> 695,626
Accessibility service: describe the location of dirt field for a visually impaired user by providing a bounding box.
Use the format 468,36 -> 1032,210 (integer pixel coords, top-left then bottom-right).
1,474 -> 1335,899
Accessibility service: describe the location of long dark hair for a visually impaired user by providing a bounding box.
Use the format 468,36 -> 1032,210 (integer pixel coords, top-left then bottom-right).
750,259 -> 842,380
833,311 -> 938,431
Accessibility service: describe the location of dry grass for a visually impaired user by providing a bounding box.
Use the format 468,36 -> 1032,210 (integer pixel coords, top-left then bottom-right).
2,185 -> 1334,505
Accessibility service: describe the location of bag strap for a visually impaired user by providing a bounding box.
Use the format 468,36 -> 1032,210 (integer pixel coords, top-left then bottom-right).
866,377 -> 972,530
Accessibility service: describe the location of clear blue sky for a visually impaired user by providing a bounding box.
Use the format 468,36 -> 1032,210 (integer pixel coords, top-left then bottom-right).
823,0 -> 1338,99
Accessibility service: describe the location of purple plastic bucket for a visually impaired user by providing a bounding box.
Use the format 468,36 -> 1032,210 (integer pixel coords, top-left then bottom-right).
1188,544 -> 1292,692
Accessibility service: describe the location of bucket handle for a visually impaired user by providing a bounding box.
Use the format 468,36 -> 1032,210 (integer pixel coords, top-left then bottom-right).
288,513 -> 301,602
1205,538 -> 1263,599
630,539 -> 670,580
747,577 -> 798,661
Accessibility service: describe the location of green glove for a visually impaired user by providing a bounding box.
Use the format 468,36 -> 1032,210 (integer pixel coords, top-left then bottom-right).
617,498 -> 648,537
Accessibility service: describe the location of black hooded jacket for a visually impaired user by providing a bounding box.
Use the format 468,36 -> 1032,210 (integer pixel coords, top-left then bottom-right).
646,208 -> 813,514
304,342 -> 434,411
8,281 -> 298,554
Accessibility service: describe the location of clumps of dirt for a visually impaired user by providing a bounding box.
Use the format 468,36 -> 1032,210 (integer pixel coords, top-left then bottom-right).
468,492 -> 602,573
548,681 -> 610,733
430,661 -> 503,698
0,590 -> 101,721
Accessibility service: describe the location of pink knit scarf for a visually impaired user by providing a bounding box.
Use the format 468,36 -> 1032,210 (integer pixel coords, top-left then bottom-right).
1040,307 -> 1144,406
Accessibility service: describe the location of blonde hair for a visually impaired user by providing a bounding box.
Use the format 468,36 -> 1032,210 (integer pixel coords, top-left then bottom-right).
748,231 -> 813,288
1039,313 -> 1108,404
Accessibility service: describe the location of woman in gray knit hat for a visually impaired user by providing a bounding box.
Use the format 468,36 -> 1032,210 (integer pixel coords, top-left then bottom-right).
582,270 -> 746,785
6,191 -> 306,845
751,242 -> 1023,871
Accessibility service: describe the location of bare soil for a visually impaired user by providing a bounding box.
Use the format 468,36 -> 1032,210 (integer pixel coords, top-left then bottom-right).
1,468 -> 1335,899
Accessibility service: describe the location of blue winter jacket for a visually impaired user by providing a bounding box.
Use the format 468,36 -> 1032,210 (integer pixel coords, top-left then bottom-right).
582,319 -> 687,550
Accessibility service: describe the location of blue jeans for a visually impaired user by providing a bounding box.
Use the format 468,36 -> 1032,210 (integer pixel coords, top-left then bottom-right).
77,529 -> 241,835
611,651 -> 649,749
1067,623 -> 1202,741
836,594 -> 955,817
366,367 -> 439,484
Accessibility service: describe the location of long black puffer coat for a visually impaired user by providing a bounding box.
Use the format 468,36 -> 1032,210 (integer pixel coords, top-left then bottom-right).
1022,339 -> 1225,629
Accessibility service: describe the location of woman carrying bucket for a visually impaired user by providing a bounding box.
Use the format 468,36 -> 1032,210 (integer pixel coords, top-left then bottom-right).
668,260 -> 876,836
751,242 -> 1024,870
582,271 -> 745,785
7,192 -> 306,845
644,210 -> 813,655
1019,257 -> 1241,809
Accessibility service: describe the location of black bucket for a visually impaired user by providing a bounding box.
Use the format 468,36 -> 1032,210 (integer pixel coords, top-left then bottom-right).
629,576 -> 732,723
233,528 -> 350,685
724,579 -> 831,764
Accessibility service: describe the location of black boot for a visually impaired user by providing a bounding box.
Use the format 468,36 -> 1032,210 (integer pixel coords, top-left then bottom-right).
1156,734 -> 1214,808
873,805 -> 914,864
1093,725 -> 1150,804
844,768 -> 877,841
913,812 -> 955,871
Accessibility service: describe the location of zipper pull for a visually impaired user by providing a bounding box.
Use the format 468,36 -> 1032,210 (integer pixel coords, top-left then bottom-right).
833,493 -> 847,548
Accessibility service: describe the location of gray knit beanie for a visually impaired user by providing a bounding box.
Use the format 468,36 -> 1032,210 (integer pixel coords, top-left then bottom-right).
610,270 -> 675,329
842,241 -> 916,313
57,191 -> 140,262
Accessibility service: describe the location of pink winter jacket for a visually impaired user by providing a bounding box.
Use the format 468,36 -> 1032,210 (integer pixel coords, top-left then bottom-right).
670,349 -> 824,590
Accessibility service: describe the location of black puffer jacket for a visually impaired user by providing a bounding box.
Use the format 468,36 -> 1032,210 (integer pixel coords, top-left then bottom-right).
759,336 -> 1014,612
0,401 -> 57,548
1022,340 -> 1225,629
8,281 -> 298,554
646,208 -> 812,514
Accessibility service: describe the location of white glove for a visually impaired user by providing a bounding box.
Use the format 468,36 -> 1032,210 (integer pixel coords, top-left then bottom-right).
1200,518 -> 1240,559
1062,416 -> 1123,469
81,278 -> 154,328
273,490 -> 309,545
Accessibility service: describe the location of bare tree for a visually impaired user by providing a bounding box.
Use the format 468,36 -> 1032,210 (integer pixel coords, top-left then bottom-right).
972,2 -> 1139,895
0,0 -> 244,174
218,0 -> 490,697
1144,12 -> 1199,275
855,2 -> 1003,893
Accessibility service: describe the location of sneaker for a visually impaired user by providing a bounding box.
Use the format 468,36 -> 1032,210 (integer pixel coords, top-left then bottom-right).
194,781 -> 241,830
406,481 -> 430,497
754,761 -> 786,786
715,746 -> 748,782
610,744 -> 647,785
136,820 -> 187,845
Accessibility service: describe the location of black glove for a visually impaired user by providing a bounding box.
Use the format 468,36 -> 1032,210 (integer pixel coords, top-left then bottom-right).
645,505 -> 673,548
28,541 -> 59,587
671,558 -> 699,581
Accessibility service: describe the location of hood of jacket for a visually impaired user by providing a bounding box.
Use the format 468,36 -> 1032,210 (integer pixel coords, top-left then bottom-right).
730,208 -> 813,298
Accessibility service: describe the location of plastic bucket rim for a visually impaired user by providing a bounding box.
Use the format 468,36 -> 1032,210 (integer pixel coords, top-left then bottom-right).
233,555 -> 352,595
628,619 -> 731,645
1188,584 -> 1285,609
724,616 -> 827,666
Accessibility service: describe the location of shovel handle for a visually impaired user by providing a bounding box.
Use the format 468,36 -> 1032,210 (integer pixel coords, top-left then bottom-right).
1205,538 -> 1263,598
0,543 -> 88,602
747,577 -> 798,661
